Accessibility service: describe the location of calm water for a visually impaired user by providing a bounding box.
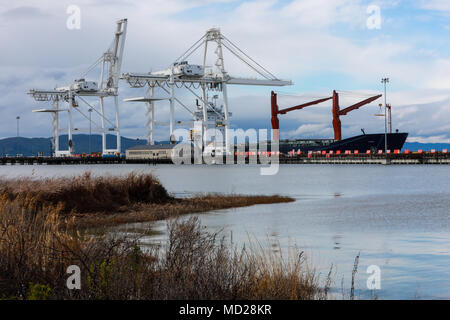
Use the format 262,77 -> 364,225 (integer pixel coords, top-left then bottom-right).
0,164 -> 449,299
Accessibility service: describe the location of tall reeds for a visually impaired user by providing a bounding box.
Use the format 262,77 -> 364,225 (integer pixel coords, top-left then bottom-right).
0,172 -> 323,300
0,206 -> 326,299
0,172 -> 171,214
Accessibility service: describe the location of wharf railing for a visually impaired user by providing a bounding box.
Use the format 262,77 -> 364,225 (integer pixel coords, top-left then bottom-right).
0,151 -> 448,165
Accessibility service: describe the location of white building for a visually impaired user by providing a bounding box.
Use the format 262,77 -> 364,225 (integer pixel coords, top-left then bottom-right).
125,144 -> 176,160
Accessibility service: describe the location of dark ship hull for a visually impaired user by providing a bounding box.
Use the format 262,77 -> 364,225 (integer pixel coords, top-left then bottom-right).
278,132 -> 408,154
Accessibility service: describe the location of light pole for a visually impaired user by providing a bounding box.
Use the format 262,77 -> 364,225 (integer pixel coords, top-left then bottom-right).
16,116 -> 20,137
16,116 -> 20,156
381,78 -> 389,162
88,108 -> 93,155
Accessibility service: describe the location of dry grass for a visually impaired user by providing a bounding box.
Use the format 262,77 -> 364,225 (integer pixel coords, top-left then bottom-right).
0,203 -> 327,299
0,173 -> 294,230
75,194 -> 294,230
0,172 -> 327,300
0,172 -> 171,215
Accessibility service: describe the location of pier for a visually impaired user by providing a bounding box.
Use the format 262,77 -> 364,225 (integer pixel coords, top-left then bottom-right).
0,152 -> 448,165
279,152 -> 450,164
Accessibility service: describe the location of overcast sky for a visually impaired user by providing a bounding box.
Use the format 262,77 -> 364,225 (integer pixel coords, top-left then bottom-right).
1,0 -> 450,143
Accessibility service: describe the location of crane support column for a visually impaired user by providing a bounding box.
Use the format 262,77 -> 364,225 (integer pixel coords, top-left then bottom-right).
146,85 -> 155,145
271,91 -> 280,140
222,83 -> 230,151
332,90 -> 342,141
53,97 -> 59,155
68,93 -> 74,155
100,97 -> 106,154
114,95 -> 121,153
169,73 -> 175,143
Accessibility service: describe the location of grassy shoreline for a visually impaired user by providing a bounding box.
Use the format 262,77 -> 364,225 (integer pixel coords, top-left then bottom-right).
0,172 -> 333,300
0,172 -> 294,230
76,194 -> 295,230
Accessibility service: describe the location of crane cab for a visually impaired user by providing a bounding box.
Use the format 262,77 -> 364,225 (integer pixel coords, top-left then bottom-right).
71,79 -> 98,92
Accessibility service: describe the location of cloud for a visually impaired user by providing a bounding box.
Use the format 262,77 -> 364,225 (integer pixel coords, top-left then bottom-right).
0,0 -> 449,144
280,0 -> 366,29
419,0 -> 450,12
284,124 -> 333,138
0,6 -> 51,20
407,135 -> 450,144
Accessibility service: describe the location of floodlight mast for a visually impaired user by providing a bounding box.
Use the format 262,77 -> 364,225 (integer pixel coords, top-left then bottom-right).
28,19 -> 128,157
122,28 -> 292,153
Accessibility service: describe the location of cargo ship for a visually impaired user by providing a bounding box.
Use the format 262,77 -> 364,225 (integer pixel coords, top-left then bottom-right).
271,90 -> 408,154
278,132 -> 408,154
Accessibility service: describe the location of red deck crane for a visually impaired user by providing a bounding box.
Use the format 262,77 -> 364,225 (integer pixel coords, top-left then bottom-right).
271,91 -> 332,139
332,90 -> 382,140
270,90 -> 383,141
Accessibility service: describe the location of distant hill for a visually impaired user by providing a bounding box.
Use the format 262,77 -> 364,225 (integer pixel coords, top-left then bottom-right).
1,135 -> 449,156
403,142 -> 450,151
0,134 -> 162,156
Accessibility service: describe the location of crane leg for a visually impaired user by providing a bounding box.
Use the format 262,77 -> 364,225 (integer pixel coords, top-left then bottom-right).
271,91 -> 280,141
332,90 -> 342,141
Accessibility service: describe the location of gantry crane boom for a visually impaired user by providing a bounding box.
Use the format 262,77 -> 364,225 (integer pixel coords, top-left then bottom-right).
122,28 -> 292,150
121,73 -> 291,87
28,19 -> 127,156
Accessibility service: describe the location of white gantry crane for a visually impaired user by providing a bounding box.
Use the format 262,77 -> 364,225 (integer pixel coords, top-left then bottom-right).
28,19 -> 128,156
121,28 -> 292,153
